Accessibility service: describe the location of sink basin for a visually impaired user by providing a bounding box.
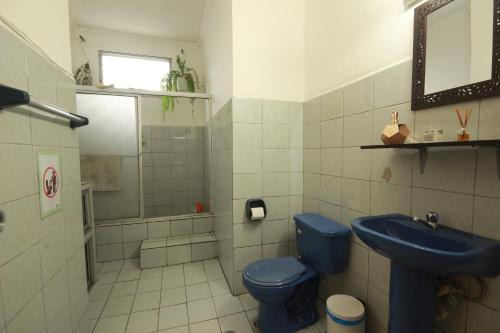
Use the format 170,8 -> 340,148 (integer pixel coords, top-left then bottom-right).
351,214 -> 500,333
352,214 -> 500,277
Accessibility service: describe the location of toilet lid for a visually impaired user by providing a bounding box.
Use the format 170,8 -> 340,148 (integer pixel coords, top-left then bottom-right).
244,257 -> 306,287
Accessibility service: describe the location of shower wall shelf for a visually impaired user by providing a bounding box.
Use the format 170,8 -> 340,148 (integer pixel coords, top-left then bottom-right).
360,140 -> 500,179
0,84 -> 89,128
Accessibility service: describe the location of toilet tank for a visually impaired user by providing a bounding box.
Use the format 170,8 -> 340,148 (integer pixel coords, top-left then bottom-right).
294,213 -> 351,274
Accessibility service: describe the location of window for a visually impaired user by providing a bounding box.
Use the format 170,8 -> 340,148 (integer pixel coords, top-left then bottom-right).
99,51 -> 170,91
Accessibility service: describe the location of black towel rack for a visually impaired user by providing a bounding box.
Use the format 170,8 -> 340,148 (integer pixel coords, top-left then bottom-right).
0,84 -> 89,128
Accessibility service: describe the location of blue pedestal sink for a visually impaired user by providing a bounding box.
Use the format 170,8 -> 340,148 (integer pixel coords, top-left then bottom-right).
351,214 -> 500,333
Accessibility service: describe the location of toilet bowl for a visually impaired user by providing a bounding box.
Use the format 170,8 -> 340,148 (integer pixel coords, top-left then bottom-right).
242,213 -> 351,333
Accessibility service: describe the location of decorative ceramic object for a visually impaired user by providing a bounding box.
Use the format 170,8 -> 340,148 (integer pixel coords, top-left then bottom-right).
381,112 -> 410,145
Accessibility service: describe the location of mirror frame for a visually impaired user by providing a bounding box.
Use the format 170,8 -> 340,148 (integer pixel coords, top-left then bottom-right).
412,0 -> 500,110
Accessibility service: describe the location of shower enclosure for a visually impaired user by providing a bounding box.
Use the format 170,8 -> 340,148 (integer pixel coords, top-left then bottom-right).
76,89 -> 210,222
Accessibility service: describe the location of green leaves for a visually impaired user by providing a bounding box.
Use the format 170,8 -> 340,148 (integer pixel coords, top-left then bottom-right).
160,51 -> 201,114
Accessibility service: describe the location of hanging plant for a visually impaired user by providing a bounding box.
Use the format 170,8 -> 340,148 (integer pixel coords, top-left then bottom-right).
160,49 -> 201,113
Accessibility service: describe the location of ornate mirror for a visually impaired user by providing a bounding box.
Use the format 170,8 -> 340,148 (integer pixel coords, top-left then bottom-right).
412,0 -> 500,110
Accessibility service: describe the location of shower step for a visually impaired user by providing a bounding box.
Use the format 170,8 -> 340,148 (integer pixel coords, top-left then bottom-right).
140,232 -> 217,269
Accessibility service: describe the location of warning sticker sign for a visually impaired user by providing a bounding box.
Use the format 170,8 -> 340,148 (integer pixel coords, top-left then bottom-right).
37,151 -> 62,218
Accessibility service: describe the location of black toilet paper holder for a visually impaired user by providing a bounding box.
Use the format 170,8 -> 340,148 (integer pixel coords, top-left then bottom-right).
245,199 -> 267,221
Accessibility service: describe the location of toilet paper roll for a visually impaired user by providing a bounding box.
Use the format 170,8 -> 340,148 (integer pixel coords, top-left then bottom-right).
250,207 -> 265,221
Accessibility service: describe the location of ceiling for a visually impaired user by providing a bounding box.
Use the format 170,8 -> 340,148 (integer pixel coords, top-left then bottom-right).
69,0 -> 208,42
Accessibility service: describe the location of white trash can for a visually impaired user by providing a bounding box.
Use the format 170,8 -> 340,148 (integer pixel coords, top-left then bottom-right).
326,295 -> 365,333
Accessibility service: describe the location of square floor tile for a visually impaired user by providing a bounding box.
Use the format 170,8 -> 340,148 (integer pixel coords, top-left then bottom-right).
205,266 -> 224,281
189,319 -> 221,333
186,283 -> 211,301
89,284 -> 114,301
132,291 -> 161,312
213,294 -> 244,317
163,264 -> 184,275
137,276 -> 162,293
126,309 -> 159,333
123,258 -> 141,270
100,260 -> 124,273
239,293 -> 258,311
183,261 -> 203,272
157,326 -> 189,333
203,259 -> 220,268
140,267 -> 163,279
117,269 -> 141,282
102,295 -> 134,317
163,272 -> 185,289
86,299 -> 106,319
187,298 -> 217,323
111,280 -> 138,297
93,315 -> 129,333
161,287 -> 186,307
245,309 -> 258,329
185,269 -> 207,285
96,271 -> 119,285
218,313 -> 253,333
158,304 -> 188,330
208,279 -> 230,297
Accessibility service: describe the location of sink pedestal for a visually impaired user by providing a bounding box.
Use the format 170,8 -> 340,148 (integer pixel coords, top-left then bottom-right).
388,262 -> 435,333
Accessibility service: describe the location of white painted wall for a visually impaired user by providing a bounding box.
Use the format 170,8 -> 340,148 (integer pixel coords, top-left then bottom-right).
304,0 -> 414,100
200,0 -> 233,113
232,0 -> 305,102
71,26 -> 205,89
0,0 -> 72,72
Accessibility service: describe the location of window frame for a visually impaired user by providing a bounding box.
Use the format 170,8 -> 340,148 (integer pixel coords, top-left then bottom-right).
98,50 -> 172,89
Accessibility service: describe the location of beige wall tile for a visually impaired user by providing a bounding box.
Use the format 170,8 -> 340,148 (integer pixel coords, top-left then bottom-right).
321,90 -> 343,121
473,196 -> 500,241
233,223 -> 262,248
344,78 -> 374,116
370,182 -> 411,216
412,149 -> 477,195
478,97 -> 500,140
43,267 -> 70,327
233,174 -> 262,199
412,187 -> 473,232
6,291 -> 45,333
373,61 -> 412,109
233,149 -> 262,174
342,148 -> 372,180
368,250 -> 390,294
475,148 -> 500,199
264,196 -> 289,221
321,147 -> 342,177
371,149 -> 413,186
304,123 -> 320,148
304,97 -> 321,125
263,100 -> 289,125
232,99 -> 262,124
262,242 -> 289,259
263,124 -> 289,148
233,123 -> 261,149
320,175 -> 342,206
320,118 -> 343,148
318,201 -> 342,222
40,228 -> 67,284
27,49 -> 57,104
263,149 -> 290,173
303,173 -> 320,199
304,149 -> 320,173
343,111 -> 373,147
341,178 -> 371,213
347,242 -> 369,280
263,219 -> 289,244
0,25 -> 28,90
234,246 -> 261,272
0,107 -> 31,145
262,173 -> 289,197
0,144 -> 36,204
367,284 -> 389,328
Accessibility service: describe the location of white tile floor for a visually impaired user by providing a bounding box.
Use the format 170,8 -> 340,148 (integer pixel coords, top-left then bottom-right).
89,258 -> 327,333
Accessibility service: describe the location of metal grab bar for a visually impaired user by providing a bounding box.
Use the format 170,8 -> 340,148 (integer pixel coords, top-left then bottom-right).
0,84 -> 89,128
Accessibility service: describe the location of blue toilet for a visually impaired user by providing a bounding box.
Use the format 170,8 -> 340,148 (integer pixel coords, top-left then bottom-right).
242,213 -> 351,333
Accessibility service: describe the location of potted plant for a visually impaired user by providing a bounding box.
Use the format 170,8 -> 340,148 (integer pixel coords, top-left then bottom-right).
160,49 -> 201,113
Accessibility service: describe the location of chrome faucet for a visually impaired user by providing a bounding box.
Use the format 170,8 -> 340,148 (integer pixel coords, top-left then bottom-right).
412,212 -> 439,230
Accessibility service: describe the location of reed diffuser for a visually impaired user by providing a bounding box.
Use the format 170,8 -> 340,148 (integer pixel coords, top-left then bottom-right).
455,108 -> 472,141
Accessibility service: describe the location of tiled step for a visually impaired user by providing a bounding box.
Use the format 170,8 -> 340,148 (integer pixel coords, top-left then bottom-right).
140,232 -> 216,269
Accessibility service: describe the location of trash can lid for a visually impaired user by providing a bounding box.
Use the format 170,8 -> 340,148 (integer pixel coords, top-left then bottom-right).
326,295 -> 365,322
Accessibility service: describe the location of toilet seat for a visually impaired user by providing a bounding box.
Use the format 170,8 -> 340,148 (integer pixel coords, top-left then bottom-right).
244,256 -> 306,287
